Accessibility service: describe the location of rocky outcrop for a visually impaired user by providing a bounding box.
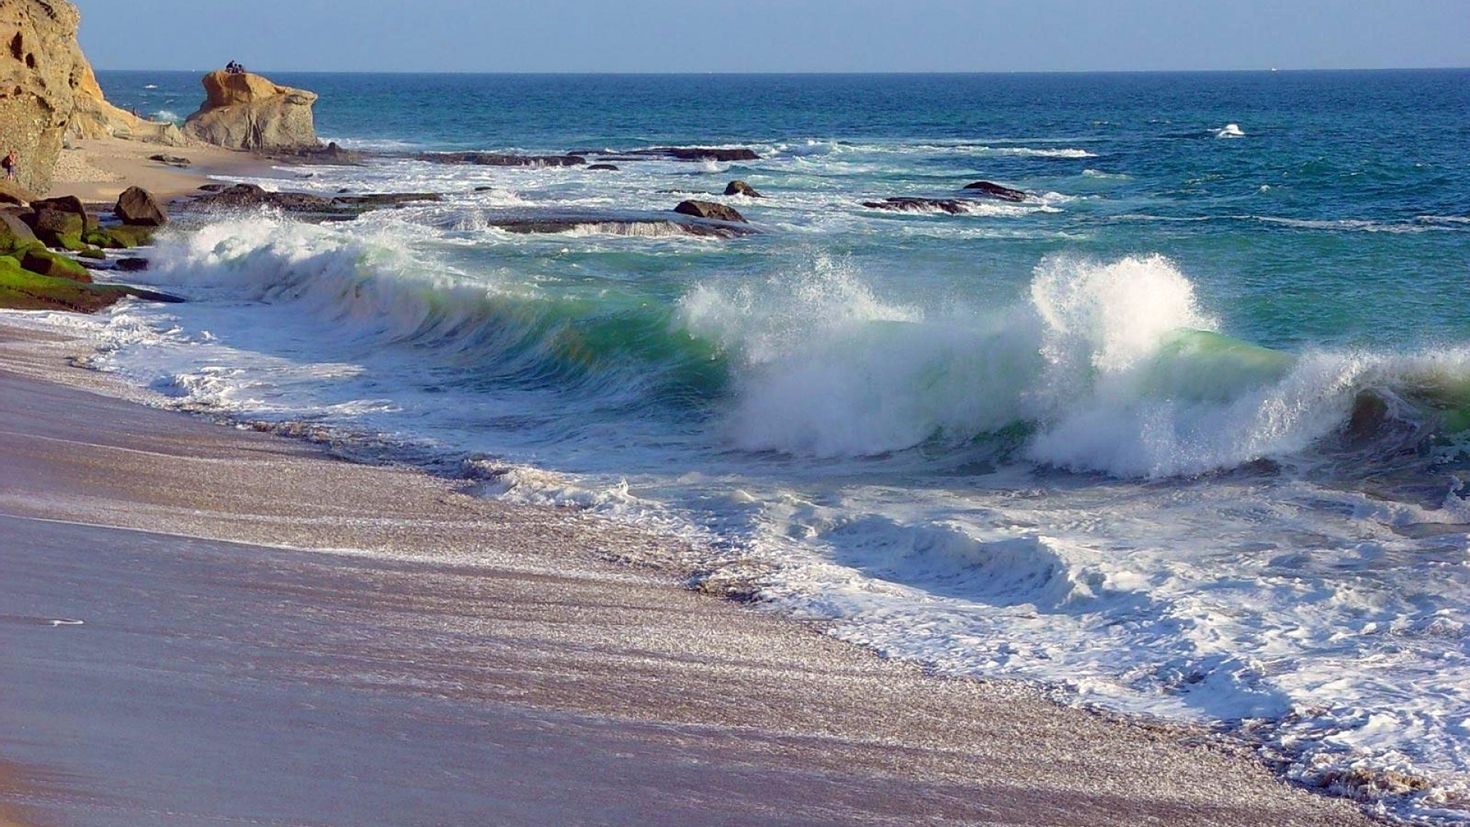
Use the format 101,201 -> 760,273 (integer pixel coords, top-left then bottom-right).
963,181 -> 1027,202
724,180 -> 762,197
673,200 -> 747,223
66,56 -> 186,146
114,186 -> 167,226
189,183 -> 440,215
183,70 -> 320,151
862,197 -> 970,215
635,147 -> 759,162
0,0 -> 84,193
418,152 -> 586,167
0,1 -> 181,194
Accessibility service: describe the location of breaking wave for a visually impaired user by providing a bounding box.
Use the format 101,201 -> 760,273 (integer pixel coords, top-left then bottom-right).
135,217 -> 1470,481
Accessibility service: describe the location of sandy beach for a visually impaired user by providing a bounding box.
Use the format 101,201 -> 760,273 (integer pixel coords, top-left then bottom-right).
0,314 -> 1379,825
44,137 -> 276,204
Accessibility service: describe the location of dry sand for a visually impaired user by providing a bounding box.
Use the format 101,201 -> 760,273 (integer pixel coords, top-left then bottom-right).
0,316 -> 1380,827
44,136 -> 278,203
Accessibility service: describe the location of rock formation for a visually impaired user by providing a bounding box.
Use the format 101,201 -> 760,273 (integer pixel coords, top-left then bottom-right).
0,0 -> 183,193
673,200 -> 747,223
963,180 -> 1027,202
114,186 -> 167,226
724,180 -> 762,197
183,70 -> 320,151
66,56 -> 185,146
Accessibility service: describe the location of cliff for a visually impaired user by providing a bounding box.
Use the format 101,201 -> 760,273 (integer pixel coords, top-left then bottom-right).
183,70 -> 320,151
0,0 -> 182,194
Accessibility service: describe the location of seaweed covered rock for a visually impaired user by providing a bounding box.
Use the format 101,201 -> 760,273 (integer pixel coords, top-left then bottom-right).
21,246 -> 91,281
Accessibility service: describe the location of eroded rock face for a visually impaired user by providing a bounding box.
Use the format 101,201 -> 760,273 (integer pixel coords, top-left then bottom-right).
184,70 -> 320,151
0,1 -> 181,194
0,0 -> 84,193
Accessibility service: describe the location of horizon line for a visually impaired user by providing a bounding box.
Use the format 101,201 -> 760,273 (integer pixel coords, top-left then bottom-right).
89,65 -> 1470,76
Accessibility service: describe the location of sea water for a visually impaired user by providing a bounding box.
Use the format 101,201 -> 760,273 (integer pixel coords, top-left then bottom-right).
92,70 -> 1470,821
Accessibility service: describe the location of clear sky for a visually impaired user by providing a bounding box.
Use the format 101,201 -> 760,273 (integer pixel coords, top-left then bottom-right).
74,0 -> 1470,74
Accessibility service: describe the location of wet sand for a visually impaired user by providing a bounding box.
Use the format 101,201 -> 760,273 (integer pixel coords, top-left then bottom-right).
0,317 -> 1376,826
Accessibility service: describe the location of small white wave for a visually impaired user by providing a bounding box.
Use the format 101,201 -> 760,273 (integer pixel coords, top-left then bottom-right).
1216,123 -> 1246,138
150,109 -> 180,124
979,146 -> 1097,159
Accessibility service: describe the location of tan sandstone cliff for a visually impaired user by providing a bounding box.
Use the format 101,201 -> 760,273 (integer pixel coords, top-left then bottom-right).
183,70 -> 319,152
0,0 -> 181,194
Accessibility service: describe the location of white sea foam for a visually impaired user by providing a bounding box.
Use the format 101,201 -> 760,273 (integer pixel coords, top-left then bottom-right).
1217,123 -> 1246,138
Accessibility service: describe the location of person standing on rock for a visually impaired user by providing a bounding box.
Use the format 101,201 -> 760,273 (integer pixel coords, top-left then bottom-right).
2,149 -> 16,182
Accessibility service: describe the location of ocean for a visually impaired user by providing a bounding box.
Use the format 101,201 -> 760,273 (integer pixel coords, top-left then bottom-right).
94,69 -> 1470,821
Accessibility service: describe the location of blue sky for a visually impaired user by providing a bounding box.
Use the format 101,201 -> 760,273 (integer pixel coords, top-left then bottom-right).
75,0 -> 1470,73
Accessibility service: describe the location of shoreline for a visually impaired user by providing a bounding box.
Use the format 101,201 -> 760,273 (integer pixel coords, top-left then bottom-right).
0,315 -> 1379,825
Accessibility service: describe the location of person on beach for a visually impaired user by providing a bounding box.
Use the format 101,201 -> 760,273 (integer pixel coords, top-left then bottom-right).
2,149 -> 16,182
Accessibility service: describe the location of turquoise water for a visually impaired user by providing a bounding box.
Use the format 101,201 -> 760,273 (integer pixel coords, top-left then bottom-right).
96,70 -> 1470,820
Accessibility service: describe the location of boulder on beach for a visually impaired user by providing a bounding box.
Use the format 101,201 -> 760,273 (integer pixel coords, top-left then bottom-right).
114,186 -> 168,227
150,154 -> 192,168
724,180 -> 762,198
962,180 -> 1027,202
0,210 -> 38,247
184,70 -> 320,151
673,200 -> 747,223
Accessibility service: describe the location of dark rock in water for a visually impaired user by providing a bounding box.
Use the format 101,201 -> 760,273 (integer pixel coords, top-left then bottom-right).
197,183 -> 229,192
673,200 -> 747,223
337,188 -> 352,194
191,183 -> 334,211
1347,390 -> 1391,444
112,284 -> 184,303
331,192 -> 442,208
963,180 -> 1027,202
418,152 -> 586,167
189,183 -> 440,215
474,186 -> 495,192
724,180 -> 762,197
149,154 -> 192,168
273,141 -> 362,165
116,257 -> 149,272
491,218 -> 752,239
586,164 -> 619,171
582,147 -> 760,163
639,147 -> 759,162
862,197 -> 969,215
114,186 -> 169,227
